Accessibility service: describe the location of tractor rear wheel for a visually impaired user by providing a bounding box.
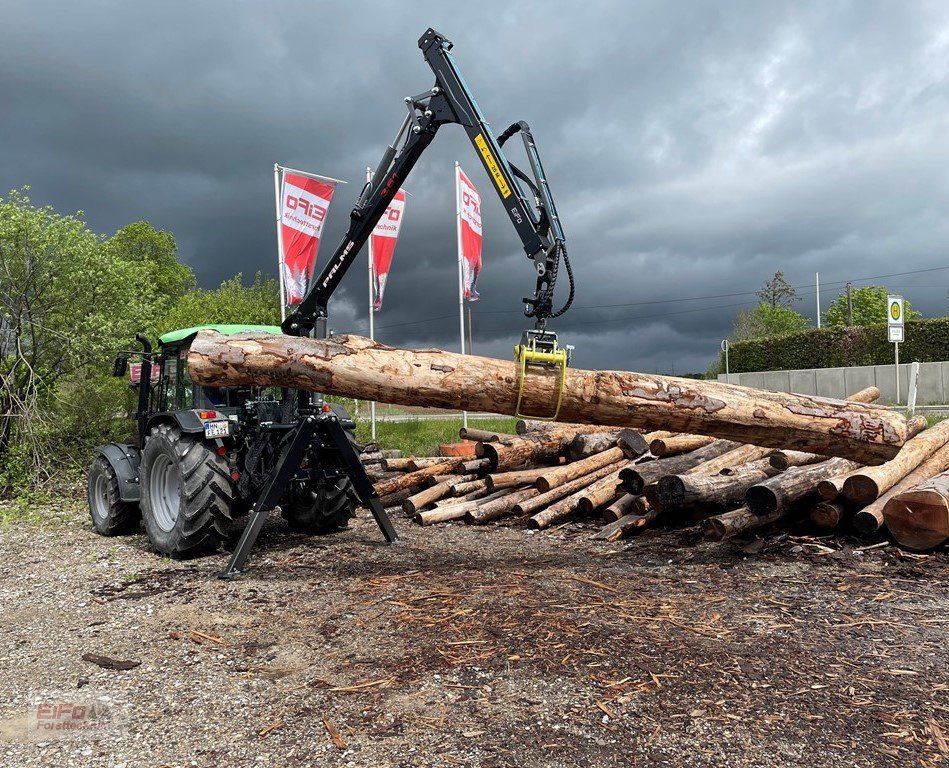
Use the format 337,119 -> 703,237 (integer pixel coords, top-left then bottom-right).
87,455 -> 140,536
281,476 -> 359,534
139,423 -> 235,558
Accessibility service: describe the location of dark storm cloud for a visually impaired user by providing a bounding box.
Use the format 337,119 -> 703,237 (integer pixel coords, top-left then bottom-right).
2,1 -> 948,373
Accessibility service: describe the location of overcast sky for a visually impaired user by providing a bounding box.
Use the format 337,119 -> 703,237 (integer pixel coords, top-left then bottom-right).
3,1 -> 948,373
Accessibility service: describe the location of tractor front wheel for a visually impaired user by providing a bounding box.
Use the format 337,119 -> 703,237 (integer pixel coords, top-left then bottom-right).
140,424 -> 235,558
87,455 -> 140,536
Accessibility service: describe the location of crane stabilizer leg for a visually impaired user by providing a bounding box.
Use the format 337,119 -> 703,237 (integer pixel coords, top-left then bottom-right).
218,414 -> 399,579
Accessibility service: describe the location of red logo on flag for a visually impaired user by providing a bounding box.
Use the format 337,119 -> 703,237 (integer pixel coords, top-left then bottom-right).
370,190 -> 406,310
280,173 -> 337,305
457,168 -> 482,301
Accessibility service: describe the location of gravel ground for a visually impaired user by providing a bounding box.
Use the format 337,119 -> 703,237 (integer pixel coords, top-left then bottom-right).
0,505 -> 947,767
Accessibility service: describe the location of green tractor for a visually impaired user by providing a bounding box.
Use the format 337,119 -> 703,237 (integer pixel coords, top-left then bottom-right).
87,324 -> 389,566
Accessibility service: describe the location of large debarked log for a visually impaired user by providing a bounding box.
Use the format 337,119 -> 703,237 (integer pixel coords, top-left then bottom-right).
188,332 -> 911,463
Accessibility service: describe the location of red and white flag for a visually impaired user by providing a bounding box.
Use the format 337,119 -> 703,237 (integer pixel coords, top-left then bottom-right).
278,171 -> 338,305
456,166 -> 482,301
370,189 -> 406,310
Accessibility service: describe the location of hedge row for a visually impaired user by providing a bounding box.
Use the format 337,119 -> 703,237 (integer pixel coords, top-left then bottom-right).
724,318 -> 949,373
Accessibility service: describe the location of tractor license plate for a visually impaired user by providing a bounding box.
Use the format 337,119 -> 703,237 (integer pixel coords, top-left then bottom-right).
203,421 -> 230,439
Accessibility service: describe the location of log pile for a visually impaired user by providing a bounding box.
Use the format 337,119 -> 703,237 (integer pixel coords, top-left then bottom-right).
358,389 -> 949,551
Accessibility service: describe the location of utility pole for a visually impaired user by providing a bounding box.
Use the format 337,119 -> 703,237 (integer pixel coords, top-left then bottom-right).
815,272 -> 821,329
846,282 -> 854,327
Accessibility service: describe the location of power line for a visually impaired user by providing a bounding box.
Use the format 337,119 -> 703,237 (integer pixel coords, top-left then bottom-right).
372,264 -> 949,333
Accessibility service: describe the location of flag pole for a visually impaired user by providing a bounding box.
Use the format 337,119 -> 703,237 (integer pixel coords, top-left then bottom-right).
455,161 -> 468,429
366,166 -> 377,441
273,164 -> 287,321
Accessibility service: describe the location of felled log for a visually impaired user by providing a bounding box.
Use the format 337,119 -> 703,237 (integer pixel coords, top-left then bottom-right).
451,479 -> 487,496
378,486 -> 419,508
816,474 -> 848,502
654,459 -> 778,512
535,447 -> 626,493
620,440 -> 739,495
382,457 -> 419,472
769,450 -> 825,471
882,471 -> 949,550
415,490 -> 509,525
603,493 -> 644,523
592,510 -> 657,541
811,501 -> 847,530
745,457 -> 859,516
842,419 -> 949,505
479,428 -> 576,471
403,474 -> 478,515
701,506 -> 784,541
513,462 -> 623,517
465,485 -> 539,525
853,443 -> 949,534
459,426 -> 516,443
565,430 -> 624,462
485,466 -> 552,490
514,420 -> 620,435
576,465 -> 630,514
374,459 -> 461,497
190,332 -> 913,464
434,485 -> 492,505
406,457 -> 450,471
693,444 -> 773,477
617,429 -> 652,459
649,434 -> 716,458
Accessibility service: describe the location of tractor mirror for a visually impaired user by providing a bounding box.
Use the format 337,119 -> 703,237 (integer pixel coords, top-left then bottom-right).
112,354 -> 129,378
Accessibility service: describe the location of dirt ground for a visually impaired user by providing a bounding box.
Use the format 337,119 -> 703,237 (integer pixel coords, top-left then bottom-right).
0,505 -> 947,767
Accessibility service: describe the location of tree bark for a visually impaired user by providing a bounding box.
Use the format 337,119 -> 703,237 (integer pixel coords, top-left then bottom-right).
407,457 -> 450,471
745,457 -> 859,516
649,434 -> 716,457
512,461 -> 623,517
619,440 -> 740,495
189,332 -> 912,463
603,493 -> 645,523
654,459 -> 778,512
854,442 -> 949,534
701,506 -> 784,541
535,447 -> 626,493
565,430 -> 624,462
882,471 -> 949,551
842,419 -> 949,505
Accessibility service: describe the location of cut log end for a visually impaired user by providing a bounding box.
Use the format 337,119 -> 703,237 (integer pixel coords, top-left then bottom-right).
842,475 -> 882,506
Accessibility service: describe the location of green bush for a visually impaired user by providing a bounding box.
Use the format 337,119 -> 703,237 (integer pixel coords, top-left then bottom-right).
723,318 -> 949,373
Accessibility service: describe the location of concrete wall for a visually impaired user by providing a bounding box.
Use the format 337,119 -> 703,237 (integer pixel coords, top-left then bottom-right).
718,361 -> 949,404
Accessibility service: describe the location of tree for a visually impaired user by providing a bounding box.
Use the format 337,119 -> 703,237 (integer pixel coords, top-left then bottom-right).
0,189 -> 195,490
823,285 -> 921,328
158,272 -> 281,334
730,303 -> 811,341
757,271 -> 799,309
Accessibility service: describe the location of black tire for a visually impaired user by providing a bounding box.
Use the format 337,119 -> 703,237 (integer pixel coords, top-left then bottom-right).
281,476 -> 359,534
87,455 -> 140,536
139,423 -> 235,558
